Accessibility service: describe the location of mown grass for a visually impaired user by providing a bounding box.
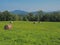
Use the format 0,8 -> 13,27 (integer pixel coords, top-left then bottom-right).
0,21 -> 60,45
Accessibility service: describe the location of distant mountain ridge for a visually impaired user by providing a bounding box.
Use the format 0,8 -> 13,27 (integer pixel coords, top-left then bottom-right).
10,10 -> 60,15
11,10 -> 28,15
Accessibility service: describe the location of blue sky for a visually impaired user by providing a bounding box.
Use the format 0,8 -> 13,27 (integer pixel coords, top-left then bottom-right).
0,0 -> 60,12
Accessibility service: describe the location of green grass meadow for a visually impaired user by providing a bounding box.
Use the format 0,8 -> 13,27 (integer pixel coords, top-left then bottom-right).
0,21 -> 60,45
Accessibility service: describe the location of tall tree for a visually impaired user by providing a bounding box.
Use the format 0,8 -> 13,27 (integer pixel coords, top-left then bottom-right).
37,10 -> 44,22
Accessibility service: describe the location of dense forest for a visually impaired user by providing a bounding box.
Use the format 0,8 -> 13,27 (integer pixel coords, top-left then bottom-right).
0,10 -> 60,22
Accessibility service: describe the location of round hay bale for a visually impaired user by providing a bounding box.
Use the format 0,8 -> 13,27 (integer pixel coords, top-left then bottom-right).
4,24 -> 12,30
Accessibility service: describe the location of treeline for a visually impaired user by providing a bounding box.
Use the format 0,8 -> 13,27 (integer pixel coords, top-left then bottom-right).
0,10 -> 60,22
0,11 -> 20,21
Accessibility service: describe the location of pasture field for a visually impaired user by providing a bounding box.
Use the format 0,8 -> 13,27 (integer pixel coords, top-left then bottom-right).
0,21 -> 60,45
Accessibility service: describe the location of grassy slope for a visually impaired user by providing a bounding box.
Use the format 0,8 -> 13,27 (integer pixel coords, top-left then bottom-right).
0,21 -> 60,45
